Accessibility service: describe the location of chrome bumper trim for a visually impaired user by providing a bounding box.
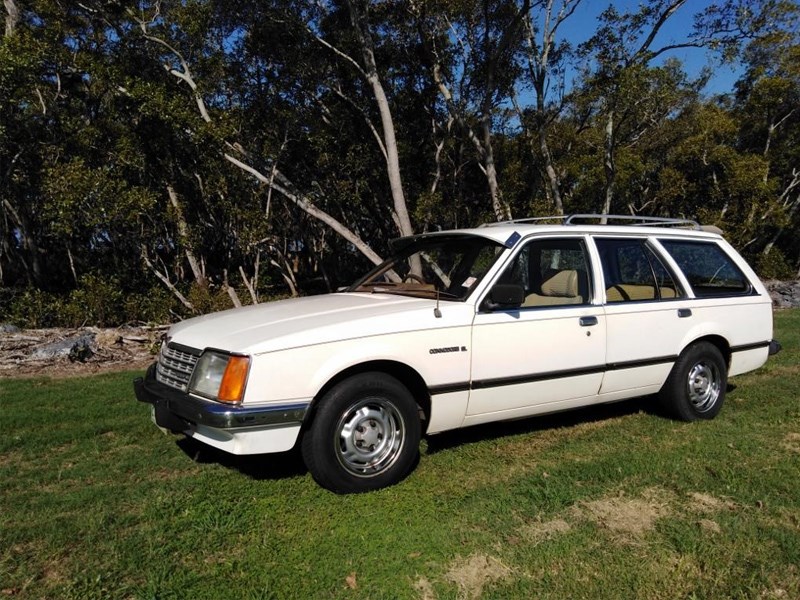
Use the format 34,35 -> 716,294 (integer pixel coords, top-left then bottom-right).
134,364 -> 309,431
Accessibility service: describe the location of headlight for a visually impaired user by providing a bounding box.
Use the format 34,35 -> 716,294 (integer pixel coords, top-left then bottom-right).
189,351 -> 250,404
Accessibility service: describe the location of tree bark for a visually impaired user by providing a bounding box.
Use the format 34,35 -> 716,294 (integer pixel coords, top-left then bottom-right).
223,153 -> 387,268
166,184 -> 206,286
540,126 -> 564,214
480,114 -> 510,221
239,265 -> 259,304
223,269 -> 242,307
4,0 -> 19,37
601,110 -> 615,220
522,0 -> 580,215
140,245 -> 194,311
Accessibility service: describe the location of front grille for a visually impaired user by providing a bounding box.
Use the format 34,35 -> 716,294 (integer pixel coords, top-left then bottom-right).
156,343 -> 200,391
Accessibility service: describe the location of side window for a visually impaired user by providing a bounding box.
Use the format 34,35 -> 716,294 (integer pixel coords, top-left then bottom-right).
659,240 -> 751,297
497,238 -> 591,308
596,238 -> 682,303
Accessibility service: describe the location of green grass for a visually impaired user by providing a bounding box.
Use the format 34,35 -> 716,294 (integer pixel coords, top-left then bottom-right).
2,310 -> 799,599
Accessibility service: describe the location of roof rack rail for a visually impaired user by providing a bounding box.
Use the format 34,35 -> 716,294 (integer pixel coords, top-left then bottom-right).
481,214 -> 701,230
565,214 -> 701,229
479,215 -> 569,227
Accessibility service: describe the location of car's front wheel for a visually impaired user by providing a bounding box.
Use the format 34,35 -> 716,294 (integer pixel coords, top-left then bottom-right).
301,372 -> 421,493
659,341 -> 727,421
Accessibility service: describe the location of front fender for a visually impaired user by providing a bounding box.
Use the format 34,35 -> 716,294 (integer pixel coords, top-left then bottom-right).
243,326 -> 473,405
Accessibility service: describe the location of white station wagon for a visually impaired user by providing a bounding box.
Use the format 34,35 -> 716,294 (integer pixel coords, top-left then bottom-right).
135,215 -> 781,493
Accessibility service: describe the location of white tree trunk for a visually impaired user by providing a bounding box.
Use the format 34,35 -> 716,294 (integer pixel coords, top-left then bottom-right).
481,115 -> 511,221
224,153 -> 386,267
345,0 -> 414,238
601,110 -> 615,221
3,0 -> 18,37
166,184 -> 206,285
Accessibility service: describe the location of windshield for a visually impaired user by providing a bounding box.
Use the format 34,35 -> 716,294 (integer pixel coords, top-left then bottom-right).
348,235 -> 505,301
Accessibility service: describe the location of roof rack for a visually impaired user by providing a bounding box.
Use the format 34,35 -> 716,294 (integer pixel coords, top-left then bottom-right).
481,214 -> 701,230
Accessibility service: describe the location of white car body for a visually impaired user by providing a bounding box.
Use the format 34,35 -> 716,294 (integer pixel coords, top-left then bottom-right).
135,217 -> 778,492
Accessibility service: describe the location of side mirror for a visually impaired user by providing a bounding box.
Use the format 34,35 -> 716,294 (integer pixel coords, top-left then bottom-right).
485,284 -> 525,311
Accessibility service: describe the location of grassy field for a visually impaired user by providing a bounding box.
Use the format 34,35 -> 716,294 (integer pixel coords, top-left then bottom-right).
2,311 -> 799,599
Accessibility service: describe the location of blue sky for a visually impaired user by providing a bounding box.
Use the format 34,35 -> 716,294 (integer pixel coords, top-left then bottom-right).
564,0 -> 744,96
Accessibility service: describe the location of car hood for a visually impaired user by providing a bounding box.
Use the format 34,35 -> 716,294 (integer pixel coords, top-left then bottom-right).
167,293 -> 474,355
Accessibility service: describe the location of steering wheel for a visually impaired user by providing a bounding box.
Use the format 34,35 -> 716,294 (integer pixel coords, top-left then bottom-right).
403,273 -> 427,284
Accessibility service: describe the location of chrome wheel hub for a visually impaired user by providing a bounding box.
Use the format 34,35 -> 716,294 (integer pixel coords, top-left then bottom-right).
336,399 -> 405,477
687,361 -> 721,412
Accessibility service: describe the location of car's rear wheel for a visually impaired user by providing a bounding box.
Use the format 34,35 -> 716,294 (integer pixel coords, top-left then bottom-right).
301,372 -> 421,493
659,341 -> 727,421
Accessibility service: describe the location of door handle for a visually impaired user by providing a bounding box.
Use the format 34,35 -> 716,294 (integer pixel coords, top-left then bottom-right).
579,316 -> 598,327
678,308 -> 692,318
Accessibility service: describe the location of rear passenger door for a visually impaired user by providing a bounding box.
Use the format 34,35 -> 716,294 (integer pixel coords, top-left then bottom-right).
466,237 -> 606,424
594,237 -> 692,398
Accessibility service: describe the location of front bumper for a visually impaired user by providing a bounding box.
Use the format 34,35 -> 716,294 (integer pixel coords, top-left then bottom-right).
134,364 -> 309,433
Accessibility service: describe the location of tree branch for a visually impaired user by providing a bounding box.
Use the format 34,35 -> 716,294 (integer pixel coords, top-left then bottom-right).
329,85 -> 388,161
634,0 -> 686,60
140,245 -> 194,311
223,152 -> 385,267
307,26 -> 368,80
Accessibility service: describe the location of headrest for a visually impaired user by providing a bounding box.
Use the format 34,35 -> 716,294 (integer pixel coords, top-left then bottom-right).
541,270 -> 578,297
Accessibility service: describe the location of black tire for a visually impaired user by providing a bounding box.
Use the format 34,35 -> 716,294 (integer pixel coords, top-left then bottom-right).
659,341 -> 727,421
301,372 -> 421,494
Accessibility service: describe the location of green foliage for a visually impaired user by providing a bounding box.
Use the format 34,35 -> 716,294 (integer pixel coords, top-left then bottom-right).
1,0 -> 799,328
6,288 -> 65,328
123,286 -> 177,325
756,249 -> 796,280
58,273 -> 124,328
186,282 -> 239,315
5,277 -> 178,329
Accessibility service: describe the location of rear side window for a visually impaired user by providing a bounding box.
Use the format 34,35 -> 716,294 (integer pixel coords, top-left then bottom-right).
659,240 -> 751,297
596,238 -> 682,302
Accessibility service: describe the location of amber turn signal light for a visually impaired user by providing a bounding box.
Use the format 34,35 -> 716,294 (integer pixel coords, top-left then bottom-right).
217,355 -> 250,403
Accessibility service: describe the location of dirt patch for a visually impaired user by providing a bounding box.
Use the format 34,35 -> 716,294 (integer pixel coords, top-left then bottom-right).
781,433 -> 800,454
0,449 -> 23,468
443,553 -> 512,599
687,491 -> 737,513
520,518 -> 571,543
41,559 -> 68,586
575,487 -> 672,541
760,564 -> 800,599
0,326 -> 163,378
698,518 -> 722,534
413,576 -> 437,600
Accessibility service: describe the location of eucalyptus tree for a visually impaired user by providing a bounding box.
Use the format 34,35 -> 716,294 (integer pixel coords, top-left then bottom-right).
576,0 -> 791,218
0,0 -> 159,293
413,0 -> 530,221
514,0 -> 582,214
132,0 -> 443,287
734,27 -> 800,272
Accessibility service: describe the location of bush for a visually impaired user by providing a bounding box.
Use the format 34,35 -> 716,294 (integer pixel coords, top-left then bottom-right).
60,273 -> 125,328
756,249 -> 795,280
123,286 -> 176,325
5,275 -> 179,328
186,282 -> 235,315
6,288 -> 65,328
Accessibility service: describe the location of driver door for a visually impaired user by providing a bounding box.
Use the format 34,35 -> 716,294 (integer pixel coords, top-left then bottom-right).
465,236 -> 606,426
